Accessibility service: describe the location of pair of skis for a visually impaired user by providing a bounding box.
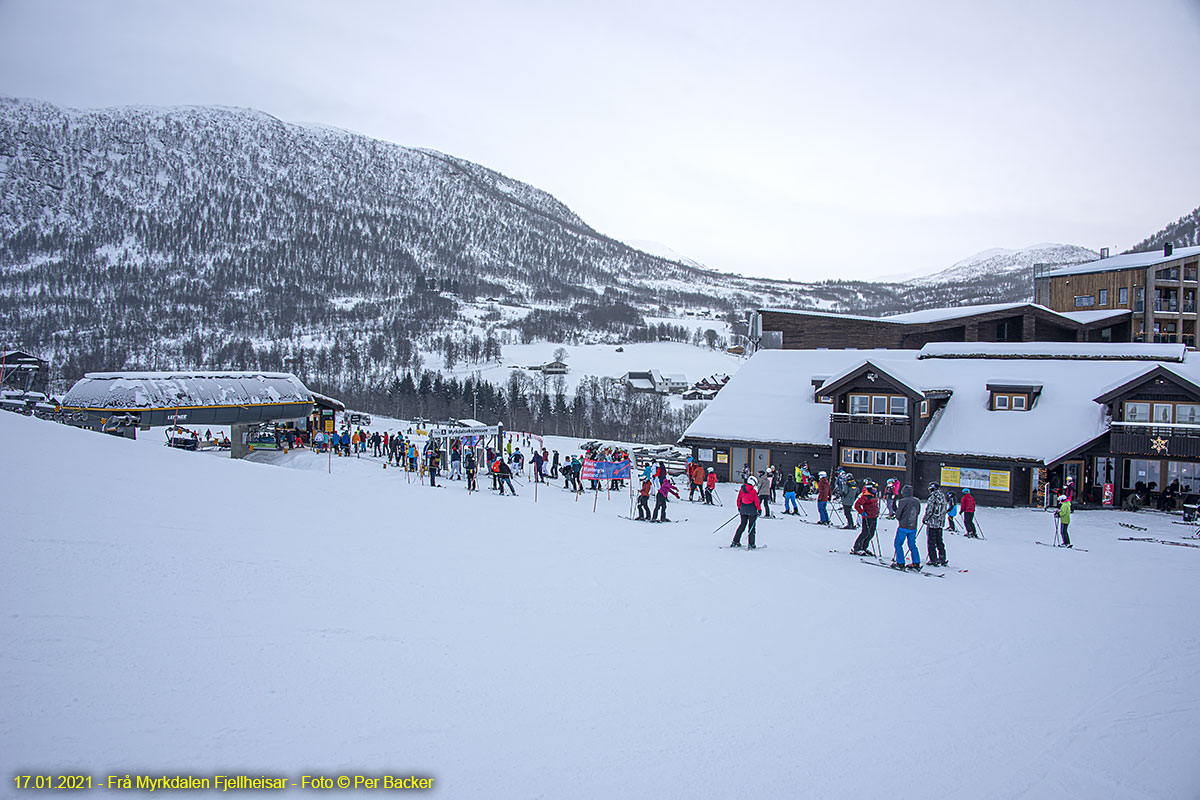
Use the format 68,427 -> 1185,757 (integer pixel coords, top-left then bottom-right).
829,549 -> 948,577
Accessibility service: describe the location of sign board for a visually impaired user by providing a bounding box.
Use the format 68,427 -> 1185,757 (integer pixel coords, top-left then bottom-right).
941,466 -> 1011,493
580,459 -> 632,481
431,425 -> 500,438
716,452 -> 729,464
325,419 -> 334,432
698,448 -> 714,462
1103,483 -> 1114,506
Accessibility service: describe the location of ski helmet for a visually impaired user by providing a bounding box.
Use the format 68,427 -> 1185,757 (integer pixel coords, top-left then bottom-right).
928,481 -> 940,492
1057,494 -> 1068,502
962,488 -> 971,494
818,471 -> 827,478
707,467 -> 714,473
747,475 -> 758,487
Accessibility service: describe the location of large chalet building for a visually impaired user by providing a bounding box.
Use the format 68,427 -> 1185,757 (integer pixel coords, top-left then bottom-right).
680,343 -> 1200,508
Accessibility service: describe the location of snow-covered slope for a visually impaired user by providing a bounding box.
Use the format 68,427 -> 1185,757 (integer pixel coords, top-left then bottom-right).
4,411 -> 1198,798
904,243 -> 1098,287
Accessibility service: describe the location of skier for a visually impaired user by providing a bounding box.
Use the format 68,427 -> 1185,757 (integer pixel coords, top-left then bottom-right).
730,475 -> 761,549
531,449 -> 544,483
945,489 -> 959,532
1055,494 -> 1073,546
962,488 -> 978,537
758,470 -> 774,518
893,484 -> 922,570
885,478 -> 899,519
637,476 -> 653,520
817,471 -> 832,525
705,467 -> 717,505
652,475 -> 680,522
427,447 -> 440,487
838,470 -> 858,529
450,443 -> 462,480
922,481 -> 949,567
550,450 -> 560,478
782,472 -> 799,515
496,458 -> 517,495
465,450 -> 478,492
851,483 -> 880,555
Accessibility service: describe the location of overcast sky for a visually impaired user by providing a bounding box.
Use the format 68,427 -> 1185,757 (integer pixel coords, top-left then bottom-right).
2,0 -> 1198,281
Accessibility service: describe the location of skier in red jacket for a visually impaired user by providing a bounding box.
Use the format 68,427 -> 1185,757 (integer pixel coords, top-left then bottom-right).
730,476 -> 762,549
961,488 -> 979,537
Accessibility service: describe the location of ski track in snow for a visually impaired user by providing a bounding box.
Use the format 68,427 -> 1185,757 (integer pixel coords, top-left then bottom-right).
2,411 -> 1199,798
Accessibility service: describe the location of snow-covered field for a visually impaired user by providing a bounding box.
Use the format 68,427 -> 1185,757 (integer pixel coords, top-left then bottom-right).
4,411 -> 1199,798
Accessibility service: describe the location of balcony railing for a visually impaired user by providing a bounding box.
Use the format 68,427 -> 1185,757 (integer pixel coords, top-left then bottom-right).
830,412 -> 910,444
1155,300 -> 1180,312
1110,421 -> 1200,458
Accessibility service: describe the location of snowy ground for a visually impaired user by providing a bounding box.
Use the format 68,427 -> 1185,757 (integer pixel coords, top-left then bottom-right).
3,411 -> 1200,798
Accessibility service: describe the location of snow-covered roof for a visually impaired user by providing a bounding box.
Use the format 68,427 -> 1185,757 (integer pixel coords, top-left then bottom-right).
884,302 -> 1030,324
1042,246 -> 1200,278
627,378 -> 655,391
759,302 -> 1128,329
63,371 -> 311,410
918,342 -> 1187,362
683,347 -> 1200,464
1056,309 -> 1131,324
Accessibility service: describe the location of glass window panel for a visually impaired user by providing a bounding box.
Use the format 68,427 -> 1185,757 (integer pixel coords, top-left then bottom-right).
1177,404 -> 1200,425
896,452 -> 907,467
1012,395 -> 1027,410
871,396 -> 888,414
995,395 -> 1009,409
1125,402 -> 1150,422
850,395 -> 869,415
890,396 -> 908,415
1153,404 -> 1174,424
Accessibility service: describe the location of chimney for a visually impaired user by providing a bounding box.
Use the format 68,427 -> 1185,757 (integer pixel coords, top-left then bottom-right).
1100,247 -> 1110,259
1165,243 -> 1174,257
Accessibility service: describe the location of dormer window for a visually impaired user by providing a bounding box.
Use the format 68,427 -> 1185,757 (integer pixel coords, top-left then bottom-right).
987,383 -> 1041,412
849,392 -> 908,416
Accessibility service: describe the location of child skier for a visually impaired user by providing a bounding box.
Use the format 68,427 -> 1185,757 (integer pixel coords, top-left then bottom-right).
1055,495 -> 1073,546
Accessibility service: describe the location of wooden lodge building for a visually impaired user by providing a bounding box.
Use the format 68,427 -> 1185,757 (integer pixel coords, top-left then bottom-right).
757,302 -> 1132,351
680,343 -> 1200,508
1034,244 -> 1200,347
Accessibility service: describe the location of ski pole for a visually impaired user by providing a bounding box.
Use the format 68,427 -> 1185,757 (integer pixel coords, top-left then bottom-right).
713,514 -> 739,534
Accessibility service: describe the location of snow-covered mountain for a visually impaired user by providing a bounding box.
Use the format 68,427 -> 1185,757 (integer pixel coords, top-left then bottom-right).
1128,203 -> 1200,252
903,243 -> 1098,287
0,96 -> 1193,412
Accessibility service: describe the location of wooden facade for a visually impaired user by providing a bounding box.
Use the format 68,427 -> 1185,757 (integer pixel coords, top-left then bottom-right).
759,304 -> 1130,351
1035,246 -> 1200,348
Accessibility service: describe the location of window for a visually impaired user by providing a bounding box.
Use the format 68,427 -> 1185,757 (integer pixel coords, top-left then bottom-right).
1167,461 -> 1200,493
1093,457 -> 1115,486
1177,404 -> 1200,425
841,448 -> 873,466
920,400 -> 929,417
992,392 -> 1030,411
848,393 -> 908,417
1099,289 -> 1108,305
1152,404 -> 1174,424
1074,295 -> 1095,307
1119,287 -> 1129,305
840,448 -> 906,470
1123,458 -> 1161,490
1124,402 -> 1150,422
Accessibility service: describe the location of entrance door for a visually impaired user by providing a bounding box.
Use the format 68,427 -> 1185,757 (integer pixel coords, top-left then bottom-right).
731,446 -> 749,482
1064,460 -> 1084,496
754,448 -> 770,476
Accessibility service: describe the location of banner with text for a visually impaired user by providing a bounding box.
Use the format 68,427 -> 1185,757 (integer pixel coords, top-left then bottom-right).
580,459 -> 631,481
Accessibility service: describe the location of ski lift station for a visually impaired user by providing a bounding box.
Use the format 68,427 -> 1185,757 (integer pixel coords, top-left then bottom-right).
60,371 -> 314,458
